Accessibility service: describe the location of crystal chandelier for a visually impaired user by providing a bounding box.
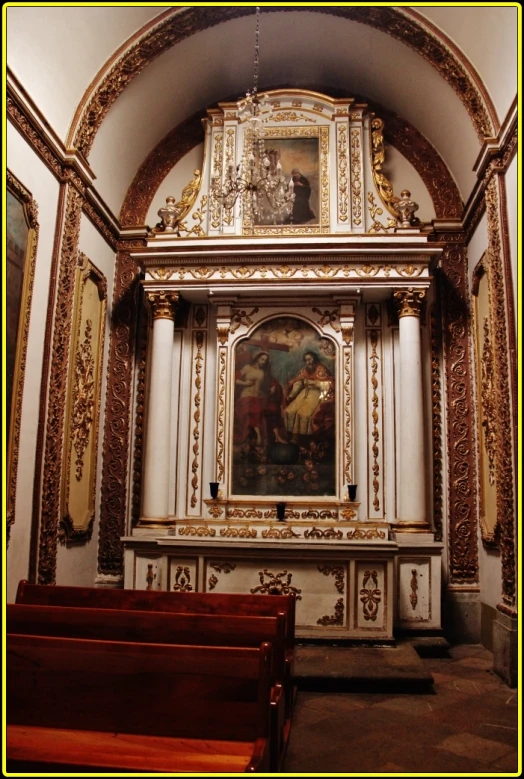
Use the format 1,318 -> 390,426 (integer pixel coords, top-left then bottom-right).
211,7 -> 295,223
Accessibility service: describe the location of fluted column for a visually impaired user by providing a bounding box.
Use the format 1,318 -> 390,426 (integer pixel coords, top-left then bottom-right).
393,287 -> 429,531
140,291 -> 179,524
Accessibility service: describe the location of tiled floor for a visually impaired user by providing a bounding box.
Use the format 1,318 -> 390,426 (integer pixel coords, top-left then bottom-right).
282,645 -> 520,774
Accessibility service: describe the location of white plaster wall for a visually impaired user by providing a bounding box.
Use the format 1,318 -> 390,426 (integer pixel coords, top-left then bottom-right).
145,144 -> 205,229
414,6 -> 518,125
54,213 -> 116,586
387,146 -> 436,223
6,6 -> 166,142
467,212 -> 488,284
6,123 -> 60,602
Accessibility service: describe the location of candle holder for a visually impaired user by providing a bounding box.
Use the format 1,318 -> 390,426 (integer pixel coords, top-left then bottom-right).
276,502 -> 286,521
347,484 -> 358,502
209,482 -> 220,500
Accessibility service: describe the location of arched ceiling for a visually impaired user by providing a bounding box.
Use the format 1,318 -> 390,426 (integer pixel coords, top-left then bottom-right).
7,5 -> 518,218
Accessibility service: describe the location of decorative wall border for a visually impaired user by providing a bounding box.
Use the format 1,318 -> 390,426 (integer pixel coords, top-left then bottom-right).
37,185 -> 84,584
6,170 -> 40,547
438,242 -> 479,583
70,6 -> 495,161
429,303 -> 444,543
131,301 -> 149,527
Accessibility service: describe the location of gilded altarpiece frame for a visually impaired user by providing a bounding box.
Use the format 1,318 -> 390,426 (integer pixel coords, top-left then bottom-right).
6,171 -> 39,545
59,253 -> 107,544
213,302 -> 357,509
472,256 -> 499,547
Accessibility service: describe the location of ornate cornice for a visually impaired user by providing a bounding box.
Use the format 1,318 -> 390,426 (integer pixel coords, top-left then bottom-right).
6,171 -> 40,547
37,186 -> 84,584
71,6 -> 494,162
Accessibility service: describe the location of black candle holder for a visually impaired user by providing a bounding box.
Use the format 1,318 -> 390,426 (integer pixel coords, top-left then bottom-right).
347,484 -> 358,502
276,502 -> 286,521
209,482 -> 220,500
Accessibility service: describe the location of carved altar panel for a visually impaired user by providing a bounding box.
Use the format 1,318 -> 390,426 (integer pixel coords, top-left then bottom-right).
397,557 -> 431,622
354,561 -> 388,632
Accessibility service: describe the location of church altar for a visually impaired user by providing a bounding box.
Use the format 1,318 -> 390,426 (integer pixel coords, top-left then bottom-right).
122,91 -> 445,641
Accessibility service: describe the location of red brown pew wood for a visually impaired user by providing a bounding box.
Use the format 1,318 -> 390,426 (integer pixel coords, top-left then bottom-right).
16,581 -> 297,717
7,603 -> 288,771
7,633 -> 273,773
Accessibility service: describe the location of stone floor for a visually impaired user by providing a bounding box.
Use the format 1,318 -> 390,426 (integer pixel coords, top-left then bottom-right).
282,644 -> 520,774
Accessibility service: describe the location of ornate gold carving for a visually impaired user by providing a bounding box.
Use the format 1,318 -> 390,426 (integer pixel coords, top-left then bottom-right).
261,527 -> 299,539
251,569 -> 302,599
207,503 -> 224,518
150,267 -> 175,281
369,329 -> 380,512
220,527 -> 258,538
217,326 -> 230,345
99,244 -> 144,577
211,132 -> 224,229
337,123 -> 349,223
216,348 -> 227,482
151,170 -> 202,234
347,528 -> 386,540
300,509 -> 337,520
230,307 -> 259,334
485,176 -> 516,608
370,117 -> 401,219
430,303 -> 443,542
132,303 -> 148,527
317,598 -> 344,626
208,561 -> 237,590
318,565 -> 345,593
208,574 -> 219,590
291,100 -> 302,107
397,264 -> 424,278
367,192 -> 396,233
350,128 -> 362,226
480,318 -> 497,487
223,128 -> 236,226
146,290 -> 179,320
271,111 -> 315,123
38,186 -> 83,584
304,528 -> 343,540
6,171 -> 39,546
177,195 -> 208,238
340,507 -> 357,520
172,566 -> 193,591
360,570 -> 381,621
178,525 -> 216,537
71,319 -> 95,482
410,569 -> 418,610
320,126 -> 330,230
440,242 -> 478,583
146,564 -> 156,590
190,331 -> 204,509
393,287 -> 426,318
312,307 -> 340,332
343,346 -> 352,484
7,89 -> 64,180
227,508 -> 263,519
341,325 -> 353,346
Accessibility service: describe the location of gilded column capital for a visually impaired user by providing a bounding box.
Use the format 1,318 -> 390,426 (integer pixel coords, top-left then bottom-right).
146,290 -> 179,321
393,287 -> 426,318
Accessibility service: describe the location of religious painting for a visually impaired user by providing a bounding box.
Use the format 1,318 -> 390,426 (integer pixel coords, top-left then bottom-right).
232,317 -> 336,497
254,136 -> 320,226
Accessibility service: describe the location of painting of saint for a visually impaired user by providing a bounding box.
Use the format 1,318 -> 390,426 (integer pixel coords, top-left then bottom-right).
232,317 -> 336,497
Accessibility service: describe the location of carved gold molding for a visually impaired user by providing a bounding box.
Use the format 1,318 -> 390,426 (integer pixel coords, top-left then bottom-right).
59,254 -> 107,545
179,525 -> 216,537
145,290 -> 179,320
347,528 -> 386,540
6,171 -> 39,547
337,123 -> 349,223
208,560 -> 237,590
369,329 -> 380,513
371,117 -> 401,220
221,527 -> 258,538
360,569 -> 381,621
262,527 -> 299,539
216,347 -> 227,483
251,569 -> 302,599
430,303 -> 444,543
210,131 -> 224,230
304,528 -> 343,540
393,287 -> 426,318
172,565 -> 193,592
190,331 -> 205,510
38,186 -> 84,584
350,127 -> 363,227
485,177 -> 516,609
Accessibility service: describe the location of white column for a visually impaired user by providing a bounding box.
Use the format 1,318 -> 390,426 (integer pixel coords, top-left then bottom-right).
394,287 -> 429,531
141,291 -> 179,524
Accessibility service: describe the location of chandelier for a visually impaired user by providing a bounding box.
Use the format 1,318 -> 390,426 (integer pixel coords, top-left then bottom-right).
211,7 -> 295,223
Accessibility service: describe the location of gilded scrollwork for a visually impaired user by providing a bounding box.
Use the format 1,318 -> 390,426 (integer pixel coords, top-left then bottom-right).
71,319 -> 95,482
216,348 -> 227,482
172,566 -> 193,592
251,569 -> 302,599
230,307 -> 259,334
227,508 -> 263,519
337,123 -> 349,223
304,528 -> 343,540
211,132 -> 224,229
360,570 -> 381,621
262,527 -> 300,539
318,565 -> 345,593
347,528 -> 386,540
367,192 -> 396,233
480,318 -> 497,487
178,525 -> 216,537
220,527 -> 258,538
190,331 -> 205,509
350,128 -> 362,226
317,598 -> 344,626
369,329 -> 380,513
312,307 -> 340,333
430,304 -> 443,542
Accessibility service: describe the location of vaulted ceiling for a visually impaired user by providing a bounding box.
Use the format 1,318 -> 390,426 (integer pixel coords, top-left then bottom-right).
7,5 -> 518,217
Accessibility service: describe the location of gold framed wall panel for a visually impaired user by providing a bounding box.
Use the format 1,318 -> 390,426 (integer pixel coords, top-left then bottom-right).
6,170 -> 39,546
59,253 -> 107,544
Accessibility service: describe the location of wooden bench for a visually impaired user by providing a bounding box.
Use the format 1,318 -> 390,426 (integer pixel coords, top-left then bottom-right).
7,603 -> 288,771
7,633 -> 273,773
16,581 -> 296,716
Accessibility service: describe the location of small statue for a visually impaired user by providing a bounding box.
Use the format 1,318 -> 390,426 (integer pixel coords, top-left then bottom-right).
396,189 -> 420,228
153,169 -> 202,235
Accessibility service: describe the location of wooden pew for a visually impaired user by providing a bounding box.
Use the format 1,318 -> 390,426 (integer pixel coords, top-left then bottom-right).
7,603 -> 288,771
16,580 -> 296,716
7,633 -> 272,773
